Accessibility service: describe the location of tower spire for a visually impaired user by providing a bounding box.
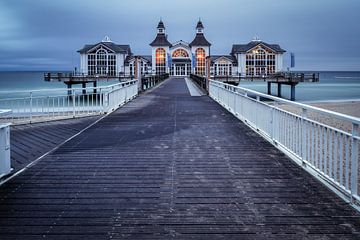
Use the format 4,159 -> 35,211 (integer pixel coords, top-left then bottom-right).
196,18 -> 204,34
157,19 -> 165,34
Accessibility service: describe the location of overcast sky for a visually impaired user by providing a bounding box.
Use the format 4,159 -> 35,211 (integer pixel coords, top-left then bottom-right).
1,0 -> 359,71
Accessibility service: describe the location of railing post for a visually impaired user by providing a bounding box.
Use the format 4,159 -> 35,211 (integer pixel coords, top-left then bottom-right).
0,123 -> 11,178
72,89 -> 76,118
270,105 -> 274,140
351,123 -> 359,201
112,86 -> 115,109
99,88 -> 103,114
301,108 -> 308,166
29,92 -> 33,123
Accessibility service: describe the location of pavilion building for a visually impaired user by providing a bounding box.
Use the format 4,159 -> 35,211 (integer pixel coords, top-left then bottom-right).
77,20 -> 286,78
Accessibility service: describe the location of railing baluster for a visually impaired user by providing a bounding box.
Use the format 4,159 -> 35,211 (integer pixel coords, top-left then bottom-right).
340,133 -> 344,186
345,136 -> 350,190
207,80 -> 360,204
329,129 -> 333,179
333,130 -> 337,181
351,123 -> 359,200
29,92 -> 33,123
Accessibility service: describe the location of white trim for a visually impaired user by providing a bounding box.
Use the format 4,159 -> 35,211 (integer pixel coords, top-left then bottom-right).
87,43 -> 116,54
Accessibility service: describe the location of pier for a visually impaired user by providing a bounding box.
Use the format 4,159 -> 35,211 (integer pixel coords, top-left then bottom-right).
44,72 -> 134,96
0,77 -> 360,239
44,72 -> 169,96
212,72 -> 320,101
267,72 -> 320,101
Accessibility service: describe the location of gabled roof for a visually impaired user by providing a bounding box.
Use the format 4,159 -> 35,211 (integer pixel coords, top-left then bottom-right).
210,55 -> 237,65
125,55 -> 152,64
170,40 -> 190,49
231,41 -> 286,54
77,42 -> 131,54
189,33 -> 211,47
150,34 -> 172,47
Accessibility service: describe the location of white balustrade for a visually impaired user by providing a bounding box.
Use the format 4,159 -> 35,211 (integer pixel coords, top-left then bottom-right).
209,80 -> 360,205
0,80 -> 138,124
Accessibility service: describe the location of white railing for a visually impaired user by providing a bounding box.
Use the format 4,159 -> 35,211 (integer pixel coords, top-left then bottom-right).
0,80 -> 138,124
0,110 -> 11,178
209,80 -> 360,206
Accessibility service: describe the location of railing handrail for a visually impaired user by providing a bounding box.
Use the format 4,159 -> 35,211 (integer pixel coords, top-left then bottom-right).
210,80 -> 360,125
0,79 -> 138,95
209,80 -> 360,207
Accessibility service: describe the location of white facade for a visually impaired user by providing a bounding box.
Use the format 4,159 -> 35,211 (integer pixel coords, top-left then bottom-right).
78,36 -> 131,76
149,21 -> 285,78
77,24 -> 286,78
232,42 -> 285,77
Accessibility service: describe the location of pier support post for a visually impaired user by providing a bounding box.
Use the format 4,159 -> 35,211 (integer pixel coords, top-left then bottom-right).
67,83 -> 72,97
82,83 -> 86,95
291,84 -> 296,101
277,84 -> 282,98
267,82 -> 271,95
93,81 -> 97,94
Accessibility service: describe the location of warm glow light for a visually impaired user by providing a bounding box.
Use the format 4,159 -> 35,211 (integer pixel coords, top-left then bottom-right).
172,49 -> 189,58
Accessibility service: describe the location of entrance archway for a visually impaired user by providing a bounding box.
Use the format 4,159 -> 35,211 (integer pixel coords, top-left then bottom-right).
170,48 -> 191,76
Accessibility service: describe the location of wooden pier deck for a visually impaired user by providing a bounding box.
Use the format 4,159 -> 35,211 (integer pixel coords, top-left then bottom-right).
0,77 -> 360,239
9,116 -> 101,174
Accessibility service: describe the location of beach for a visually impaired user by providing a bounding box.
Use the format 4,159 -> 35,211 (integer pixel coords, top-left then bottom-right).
280,100 -> 360,133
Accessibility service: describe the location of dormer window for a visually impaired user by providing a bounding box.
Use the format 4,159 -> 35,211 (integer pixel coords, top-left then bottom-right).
158,28 -> 164,34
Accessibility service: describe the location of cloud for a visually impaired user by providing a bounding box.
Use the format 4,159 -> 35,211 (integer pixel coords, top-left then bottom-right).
0,0 -> 359,71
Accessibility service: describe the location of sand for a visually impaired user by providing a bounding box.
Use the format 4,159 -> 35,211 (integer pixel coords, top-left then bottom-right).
280,101 -> 360,133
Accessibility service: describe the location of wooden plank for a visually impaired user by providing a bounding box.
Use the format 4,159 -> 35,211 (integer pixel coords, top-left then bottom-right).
0,78 -> 359,239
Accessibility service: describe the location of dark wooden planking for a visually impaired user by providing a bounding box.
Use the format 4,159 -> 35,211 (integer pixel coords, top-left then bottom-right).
0,78 -> 360,239
9,116 -> 101,173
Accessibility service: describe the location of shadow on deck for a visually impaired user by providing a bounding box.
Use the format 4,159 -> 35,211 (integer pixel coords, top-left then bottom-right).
0,77 -> 359,239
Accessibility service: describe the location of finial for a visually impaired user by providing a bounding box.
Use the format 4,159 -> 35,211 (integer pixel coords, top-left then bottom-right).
102,36 -> 112,42
252,36 -> 261,42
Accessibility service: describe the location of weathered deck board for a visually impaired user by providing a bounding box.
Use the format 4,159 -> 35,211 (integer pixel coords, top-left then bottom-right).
0,78 -> 360,239
9,116 -> 101,173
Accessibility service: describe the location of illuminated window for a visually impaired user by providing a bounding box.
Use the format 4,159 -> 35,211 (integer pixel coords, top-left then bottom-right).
245,46 -> 275,76
107,55 -> 116,76
195,48 -> 206,76
155,48 -> 166,74
87,47 -> 117,76
214,59 -> 232,76
172,49 -> 189,58
87,54 -> 96,75
96,49 -> 107,75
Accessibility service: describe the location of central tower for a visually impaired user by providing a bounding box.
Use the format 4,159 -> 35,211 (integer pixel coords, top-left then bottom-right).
150,20 -> 171,75
190,19 -> 211,76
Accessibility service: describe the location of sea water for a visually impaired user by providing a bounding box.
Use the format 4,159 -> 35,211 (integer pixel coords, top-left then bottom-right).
0,71 -> 360,102
0,71 -> 121,100
239,71 -> 360,102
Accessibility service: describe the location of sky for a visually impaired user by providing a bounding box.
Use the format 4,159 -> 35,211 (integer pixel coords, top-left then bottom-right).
0,0 -> 359,71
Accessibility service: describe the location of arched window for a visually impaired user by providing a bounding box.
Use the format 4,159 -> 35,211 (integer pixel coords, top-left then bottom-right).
96,49 -> 107,75
246,46 -> 275,76
155,48 -> 166,74
172,49 -> 189,58
214,58 -> 232,76
195,48 -> 206,76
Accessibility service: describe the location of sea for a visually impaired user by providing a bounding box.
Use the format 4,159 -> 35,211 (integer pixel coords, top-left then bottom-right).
239,71 -> 360,103
0,71 -> 359,102
0,72 -> 120,100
